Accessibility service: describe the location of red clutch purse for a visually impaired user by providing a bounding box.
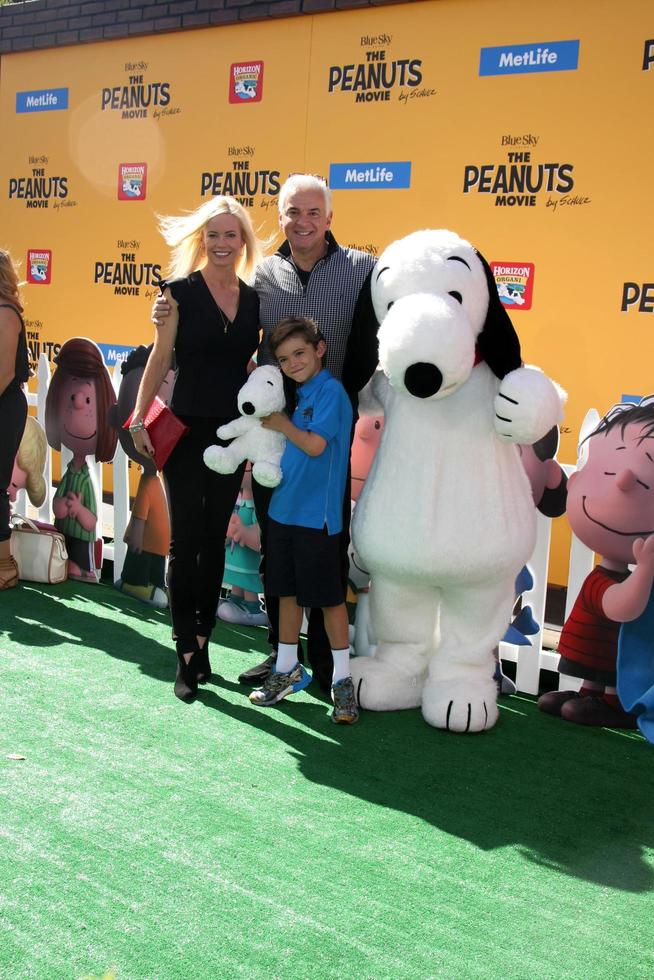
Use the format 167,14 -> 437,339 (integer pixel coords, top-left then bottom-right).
125,397 -> 189,471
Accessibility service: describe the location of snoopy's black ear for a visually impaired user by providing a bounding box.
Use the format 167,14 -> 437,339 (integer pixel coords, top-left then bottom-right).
475,249 -> 522,379
341,268 -> 379,397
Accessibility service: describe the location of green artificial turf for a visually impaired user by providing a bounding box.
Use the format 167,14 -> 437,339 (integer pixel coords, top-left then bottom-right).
1,580 -> 654,979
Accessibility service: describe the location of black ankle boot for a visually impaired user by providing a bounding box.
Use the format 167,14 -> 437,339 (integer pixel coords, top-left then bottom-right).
174,652 -> 198,702
195,639 -> 211,685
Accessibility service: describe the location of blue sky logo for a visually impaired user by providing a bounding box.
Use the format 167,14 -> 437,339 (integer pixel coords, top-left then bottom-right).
329,162 -> 411,190
16,88 -> 69,113
479,41 -> 579,76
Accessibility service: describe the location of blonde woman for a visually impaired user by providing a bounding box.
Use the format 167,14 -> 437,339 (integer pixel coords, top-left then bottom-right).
10,416 -> 47,508
131,197 -> 264,701
0,249 -> 30,590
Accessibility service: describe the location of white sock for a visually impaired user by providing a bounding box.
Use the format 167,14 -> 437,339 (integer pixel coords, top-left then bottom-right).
276,643 -> 298,675
332,648 -> 350,685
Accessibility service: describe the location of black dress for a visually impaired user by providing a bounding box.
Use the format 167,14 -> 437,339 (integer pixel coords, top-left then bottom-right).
0,304 -> 29,542
161,273 -> 260,653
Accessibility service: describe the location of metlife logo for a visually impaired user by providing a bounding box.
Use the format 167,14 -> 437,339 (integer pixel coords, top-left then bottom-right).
97,343 -> 135,367
479,40 -> 579,76
329,161 -> 411,189
16,88 -> 69,113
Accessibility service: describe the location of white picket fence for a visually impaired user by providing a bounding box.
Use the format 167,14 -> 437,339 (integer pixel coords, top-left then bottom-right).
16,352 -> 596,696
497,480 -> 593,695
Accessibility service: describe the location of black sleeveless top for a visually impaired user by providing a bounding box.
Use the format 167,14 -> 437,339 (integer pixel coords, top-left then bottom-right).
164,273 -> 260,418
0,303 -> 30,391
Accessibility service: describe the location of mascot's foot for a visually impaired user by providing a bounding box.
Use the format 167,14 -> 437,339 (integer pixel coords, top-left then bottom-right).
350,657 -> 424,711
252,461 -> 282,488
421,678 -> 499,733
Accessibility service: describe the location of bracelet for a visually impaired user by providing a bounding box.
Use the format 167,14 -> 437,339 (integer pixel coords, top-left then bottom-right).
129,420 -> 146,433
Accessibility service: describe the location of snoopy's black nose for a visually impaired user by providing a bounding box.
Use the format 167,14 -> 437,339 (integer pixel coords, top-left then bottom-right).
404,363 -> 443,398
242,402 -> 255,415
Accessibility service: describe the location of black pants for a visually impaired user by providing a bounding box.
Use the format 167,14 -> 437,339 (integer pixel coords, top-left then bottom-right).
252,468 -> 351,692
0,384 -> 27,543
162,417 -> 244,655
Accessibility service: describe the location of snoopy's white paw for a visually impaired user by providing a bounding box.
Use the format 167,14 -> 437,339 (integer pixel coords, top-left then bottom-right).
494,366 -> 564,445
350,657 -> 425,711
252,460 -> 282,488
421,678 -> 499,732
203,446 -> 237,474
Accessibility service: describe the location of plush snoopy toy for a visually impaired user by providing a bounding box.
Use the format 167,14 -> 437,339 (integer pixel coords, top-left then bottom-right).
203,365 -> 286,488
351,229 -> 565,733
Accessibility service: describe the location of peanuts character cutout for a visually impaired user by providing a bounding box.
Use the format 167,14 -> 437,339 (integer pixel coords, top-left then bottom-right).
45,339 -> 117,582
110,344 -> 173,607
539,397 -> 654,729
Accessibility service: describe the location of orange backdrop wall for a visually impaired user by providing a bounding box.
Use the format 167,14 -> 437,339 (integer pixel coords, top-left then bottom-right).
1,0 -> 652,583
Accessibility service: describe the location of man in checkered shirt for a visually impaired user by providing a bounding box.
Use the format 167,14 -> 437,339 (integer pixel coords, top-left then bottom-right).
255,174 -> 376,389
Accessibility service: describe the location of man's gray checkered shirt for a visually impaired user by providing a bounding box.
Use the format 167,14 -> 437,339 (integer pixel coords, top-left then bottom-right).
255,233 -> 376,383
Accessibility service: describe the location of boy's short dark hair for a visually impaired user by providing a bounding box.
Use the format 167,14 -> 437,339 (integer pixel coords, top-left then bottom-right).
268,316 -> 326,357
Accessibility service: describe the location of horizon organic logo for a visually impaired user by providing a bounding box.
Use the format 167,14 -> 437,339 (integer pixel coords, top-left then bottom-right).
27,249 -> 52,284
118,163 -> 147,200
229,62 -> 264,103
491,261 -> 534,310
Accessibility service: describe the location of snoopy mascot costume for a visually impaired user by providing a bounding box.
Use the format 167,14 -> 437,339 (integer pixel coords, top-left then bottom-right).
351,229 -> 564,733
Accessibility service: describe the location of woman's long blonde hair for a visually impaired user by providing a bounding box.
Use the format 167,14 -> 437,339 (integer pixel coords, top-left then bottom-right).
158,197 -> 265,282
0,249 -> 24,313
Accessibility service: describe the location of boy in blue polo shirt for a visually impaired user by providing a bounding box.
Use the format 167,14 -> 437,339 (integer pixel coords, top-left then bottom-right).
249,316 -> 359,724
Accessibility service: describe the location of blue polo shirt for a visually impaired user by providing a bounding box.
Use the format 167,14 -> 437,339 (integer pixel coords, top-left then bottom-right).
269,369 -> 353,534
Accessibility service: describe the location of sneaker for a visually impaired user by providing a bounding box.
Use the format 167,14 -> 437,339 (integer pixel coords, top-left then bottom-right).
249,662 -> 312,707
239,654 -> 277,686
149,587 -> 169,609
119,581 -> 168,608
331,676 -> 359,725
218,599 -> 268,627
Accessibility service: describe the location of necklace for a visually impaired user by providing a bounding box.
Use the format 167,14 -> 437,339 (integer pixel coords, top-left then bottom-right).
217,305 -> 232,335
201,270 -> 238,332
